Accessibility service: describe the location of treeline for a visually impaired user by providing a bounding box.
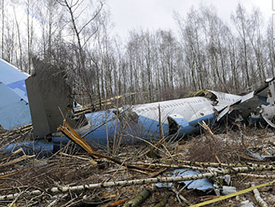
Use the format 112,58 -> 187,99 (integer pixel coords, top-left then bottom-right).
0,0 -> 274,106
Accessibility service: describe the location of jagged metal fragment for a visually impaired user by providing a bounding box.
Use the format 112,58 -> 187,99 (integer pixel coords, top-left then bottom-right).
26,58 -> 83,137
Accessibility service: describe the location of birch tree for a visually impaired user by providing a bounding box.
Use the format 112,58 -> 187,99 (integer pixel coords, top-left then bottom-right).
58,0 -> 104,104
231,4 -> 251,88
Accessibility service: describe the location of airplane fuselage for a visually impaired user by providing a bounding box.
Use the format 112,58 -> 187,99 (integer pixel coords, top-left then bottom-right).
82,96 -> 217,146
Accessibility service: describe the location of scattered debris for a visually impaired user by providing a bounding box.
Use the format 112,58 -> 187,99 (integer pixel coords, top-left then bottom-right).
238,200 -> 255,207
2,128 -> 275,206
156,168 -> 213,192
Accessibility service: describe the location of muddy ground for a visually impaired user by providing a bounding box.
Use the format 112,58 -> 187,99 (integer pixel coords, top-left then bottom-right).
1,125 -> 275,206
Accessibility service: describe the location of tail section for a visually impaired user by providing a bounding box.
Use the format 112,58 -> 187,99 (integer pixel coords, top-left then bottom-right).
0,59 -> 31,129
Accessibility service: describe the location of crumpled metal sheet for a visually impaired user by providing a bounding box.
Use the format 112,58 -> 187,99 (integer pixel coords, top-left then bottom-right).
173,169 -> 213,191
156,168 -> 213,191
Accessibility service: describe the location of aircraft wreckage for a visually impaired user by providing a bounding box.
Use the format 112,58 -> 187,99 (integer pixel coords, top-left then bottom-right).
1,58 -> 275,156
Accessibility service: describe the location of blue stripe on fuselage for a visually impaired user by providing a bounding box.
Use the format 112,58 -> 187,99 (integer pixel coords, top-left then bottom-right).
6,79 -> 28,102
82,111 -> 216,145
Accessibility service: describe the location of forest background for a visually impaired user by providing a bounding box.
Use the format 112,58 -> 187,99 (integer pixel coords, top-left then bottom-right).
1,0 -> 274,108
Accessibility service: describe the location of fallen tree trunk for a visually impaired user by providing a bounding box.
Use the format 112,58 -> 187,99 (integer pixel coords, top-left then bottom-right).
1,164 -> 275,200
252,183 -> 268,207
123,188 -> 152,207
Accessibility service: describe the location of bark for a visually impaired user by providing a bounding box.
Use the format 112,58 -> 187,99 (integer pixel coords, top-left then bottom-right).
252,183 -> 268,207
123,188 -> 152,207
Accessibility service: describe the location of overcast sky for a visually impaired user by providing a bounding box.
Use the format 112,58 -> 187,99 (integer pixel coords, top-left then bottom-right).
107,0 -> 273,39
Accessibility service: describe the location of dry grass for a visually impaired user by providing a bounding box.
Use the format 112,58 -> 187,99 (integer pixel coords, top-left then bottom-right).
1,126 -> 275,206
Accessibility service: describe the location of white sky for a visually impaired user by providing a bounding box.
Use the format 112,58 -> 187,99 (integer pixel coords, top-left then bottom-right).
107,0 -> 273,39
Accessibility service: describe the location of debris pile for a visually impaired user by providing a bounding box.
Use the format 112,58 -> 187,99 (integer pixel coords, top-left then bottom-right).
1,127 -> 275,206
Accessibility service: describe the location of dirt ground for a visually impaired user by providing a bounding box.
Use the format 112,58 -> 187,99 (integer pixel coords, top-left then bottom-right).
1,125 -> 275,206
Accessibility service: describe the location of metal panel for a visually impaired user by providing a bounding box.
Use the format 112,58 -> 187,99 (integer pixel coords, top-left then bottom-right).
0,59 -> 29,102
0,82 -> 32,129
25,76 -> 51,136
26,58 -> 78,137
